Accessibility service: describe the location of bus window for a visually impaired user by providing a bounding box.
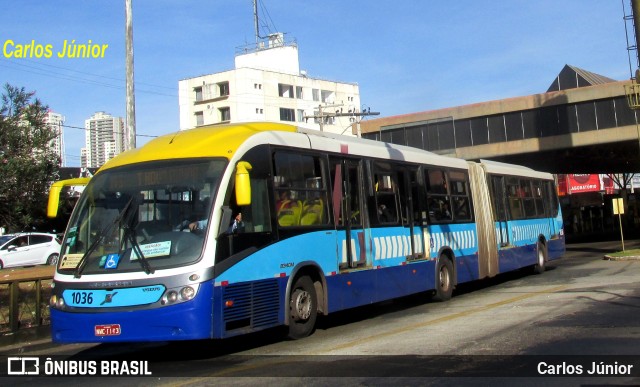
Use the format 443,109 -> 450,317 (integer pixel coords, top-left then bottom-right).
490,176 -> 507,221
532,180 -> 545,217
506,177 -> 524,219
330,158 -> 362,227
245,178 -> 272,232
448,170 -> 472,221
545,180 -> 560,217
274,152 -> 328,227
373,164 -> 399,224
411,168 -> 427,225
425,169 -> 451,222
521,179 -> 537,218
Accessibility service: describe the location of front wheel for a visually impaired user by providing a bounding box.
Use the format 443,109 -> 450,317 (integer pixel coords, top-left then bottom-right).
432,258 -> 454,302
287,275 -> 317,339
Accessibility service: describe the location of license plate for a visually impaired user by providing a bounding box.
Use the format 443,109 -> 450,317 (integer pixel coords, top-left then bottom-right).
95,324 -> 121,336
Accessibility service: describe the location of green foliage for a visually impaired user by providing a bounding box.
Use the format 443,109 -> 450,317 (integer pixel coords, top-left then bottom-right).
0,83 -> 60,232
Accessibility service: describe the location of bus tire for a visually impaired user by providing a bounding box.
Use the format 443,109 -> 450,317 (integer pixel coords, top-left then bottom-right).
287,275 -> 317,339
432,258 -> 453,302
533,242 -> 547,274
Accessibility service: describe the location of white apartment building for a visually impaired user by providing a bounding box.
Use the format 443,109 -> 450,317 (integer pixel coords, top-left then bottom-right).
45,111 -> 65,166
81,111 -> 125,168
178,34 -> 361,136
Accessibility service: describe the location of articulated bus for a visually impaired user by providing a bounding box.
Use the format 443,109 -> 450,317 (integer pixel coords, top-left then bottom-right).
47,122 -> 564,343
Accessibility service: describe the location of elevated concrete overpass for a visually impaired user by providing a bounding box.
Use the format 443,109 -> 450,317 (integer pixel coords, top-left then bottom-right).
360,77 -> 640,174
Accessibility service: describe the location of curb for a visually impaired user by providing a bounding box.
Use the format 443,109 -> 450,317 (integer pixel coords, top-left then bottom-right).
603,255 -> 640,261
0,326 -> 51,352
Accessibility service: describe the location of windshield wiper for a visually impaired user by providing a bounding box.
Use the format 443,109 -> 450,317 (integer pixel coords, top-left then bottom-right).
74,195 -> 136,278
119,200 -> 154,275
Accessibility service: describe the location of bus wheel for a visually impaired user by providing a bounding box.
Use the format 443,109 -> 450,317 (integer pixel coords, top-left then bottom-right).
432,258 -> 453,302
288,275 -> 317,339
533,243 -> 547,274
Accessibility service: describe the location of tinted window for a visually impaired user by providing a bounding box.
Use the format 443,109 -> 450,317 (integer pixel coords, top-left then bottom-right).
30,235 -> 52,245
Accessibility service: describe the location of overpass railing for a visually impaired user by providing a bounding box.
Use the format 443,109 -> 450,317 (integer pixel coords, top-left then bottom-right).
0,268 -> 54,334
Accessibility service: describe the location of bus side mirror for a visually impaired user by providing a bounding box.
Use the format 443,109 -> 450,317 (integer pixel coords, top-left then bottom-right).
47,177 -> 91,218
235,161 -> 252,206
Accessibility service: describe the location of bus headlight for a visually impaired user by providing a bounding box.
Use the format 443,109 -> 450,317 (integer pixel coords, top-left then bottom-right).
180,286 -> 195,301
161,284 -> 199,305
51,295 -> 66,309
165,291 -> 178,304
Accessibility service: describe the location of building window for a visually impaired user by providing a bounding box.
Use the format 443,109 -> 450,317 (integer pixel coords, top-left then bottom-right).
219,107 -> 230,122
312,88 -> 319,102
321,90 -> 334,103
278,84 -> 294,98
254,83 -> 262,90
195,111 -> 204,126
297,109 -> 305,122
194,87 -> 203,102
296,86 -> 303,99
218,81 -> 229,97
280,108 -> 295,122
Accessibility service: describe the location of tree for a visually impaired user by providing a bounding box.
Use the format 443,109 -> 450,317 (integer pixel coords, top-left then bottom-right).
606,173 -> 635,192
0,83 -> 60,233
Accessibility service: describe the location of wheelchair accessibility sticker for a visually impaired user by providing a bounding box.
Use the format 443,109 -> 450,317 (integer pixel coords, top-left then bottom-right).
99,253 -> 121,269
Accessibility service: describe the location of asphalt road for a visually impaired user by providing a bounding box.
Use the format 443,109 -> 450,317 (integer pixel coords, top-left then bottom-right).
2,239 -> 640,386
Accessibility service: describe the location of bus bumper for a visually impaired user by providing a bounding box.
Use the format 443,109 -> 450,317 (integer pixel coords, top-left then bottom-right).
50,283 -> 214,343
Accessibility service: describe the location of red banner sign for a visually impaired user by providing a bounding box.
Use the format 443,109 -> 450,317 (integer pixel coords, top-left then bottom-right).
567,174 -> 601,194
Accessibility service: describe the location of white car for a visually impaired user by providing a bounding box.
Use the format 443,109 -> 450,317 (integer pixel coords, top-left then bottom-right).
0,232 -> 62,269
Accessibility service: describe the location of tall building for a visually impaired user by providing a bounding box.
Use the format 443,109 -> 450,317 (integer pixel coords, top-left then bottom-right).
81,111 -> 125,168
45,111 -> 65,166
178,33 -> 361,135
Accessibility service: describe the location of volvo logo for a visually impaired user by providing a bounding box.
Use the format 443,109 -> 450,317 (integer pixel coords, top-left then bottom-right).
100,292 -> 118,305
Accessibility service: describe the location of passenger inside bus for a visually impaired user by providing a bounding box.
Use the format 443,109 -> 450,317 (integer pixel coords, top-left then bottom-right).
300,197 -> 324,225
276,190 -> 302,226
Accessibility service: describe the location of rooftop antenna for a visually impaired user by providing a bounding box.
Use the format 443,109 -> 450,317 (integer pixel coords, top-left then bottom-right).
253,0 -> 262,45
252,0 -> 280,48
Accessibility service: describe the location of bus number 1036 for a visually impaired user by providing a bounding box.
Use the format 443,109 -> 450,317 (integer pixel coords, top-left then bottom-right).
71,291 -> 94,305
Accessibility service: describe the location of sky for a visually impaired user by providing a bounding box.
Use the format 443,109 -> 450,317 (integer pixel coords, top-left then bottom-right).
0,1 -> 632,167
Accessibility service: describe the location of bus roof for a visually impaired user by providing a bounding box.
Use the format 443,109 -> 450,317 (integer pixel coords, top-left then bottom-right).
99,122 -> 297,171
479,159 -> 554,180
98,122 -> 550,179
99,122 -> 471,173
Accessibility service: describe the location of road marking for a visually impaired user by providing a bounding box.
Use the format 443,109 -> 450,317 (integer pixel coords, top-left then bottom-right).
319,284 -> 568,353
160,284 -> 568,384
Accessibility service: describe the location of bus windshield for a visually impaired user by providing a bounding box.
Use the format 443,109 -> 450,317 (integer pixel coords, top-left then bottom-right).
59,158 -> 226,275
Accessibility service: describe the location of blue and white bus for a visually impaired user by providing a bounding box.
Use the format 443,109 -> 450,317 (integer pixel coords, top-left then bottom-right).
47,122 -> 564,342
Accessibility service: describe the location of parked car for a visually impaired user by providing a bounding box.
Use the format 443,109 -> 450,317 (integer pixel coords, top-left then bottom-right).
0,233 -> 62,269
